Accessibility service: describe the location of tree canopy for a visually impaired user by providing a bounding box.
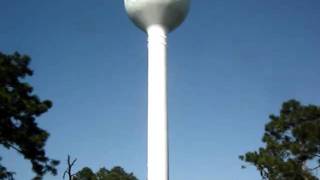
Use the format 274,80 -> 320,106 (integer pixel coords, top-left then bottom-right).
0,52 -> 59,179
240,100 -> 320,180
73,166 -> 138,180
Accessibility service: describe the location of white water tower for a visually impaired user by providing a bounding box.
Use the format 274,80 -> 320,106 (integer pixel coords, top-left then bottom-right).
124,1 -> 190,180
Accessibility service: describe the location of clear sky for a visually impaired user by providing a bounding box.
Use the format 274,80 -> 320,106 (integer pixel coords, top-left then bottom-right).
1,0 -> 320,179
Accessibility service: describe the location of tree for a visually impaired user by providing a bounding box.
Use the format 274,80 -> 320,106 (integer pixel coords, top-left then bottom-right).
240,100 -> 320,180
99,166 -> 138,180
74,167 -> 96,180
63,155 -> 77,180
73,166 -> 138,180
0,52 -> 59,179
95,167 -> 109,180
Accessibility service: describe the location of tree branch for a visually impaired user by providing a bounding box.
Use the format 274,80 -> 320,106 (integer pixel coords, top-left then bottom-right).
8,143 -> 22,154
310,164 -> 320,171
64,155 -> 77,180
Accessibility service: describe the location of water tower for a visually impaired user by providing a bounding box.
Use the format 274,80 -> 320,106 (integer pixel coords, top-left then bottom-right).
124,1 -> 190,180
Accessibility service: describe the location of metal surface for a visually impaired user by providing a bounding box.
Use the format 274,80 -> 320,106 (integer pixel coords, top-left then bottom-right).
147,25 -> 168,180
124,1 -> 190,180
124,0 -> 190,32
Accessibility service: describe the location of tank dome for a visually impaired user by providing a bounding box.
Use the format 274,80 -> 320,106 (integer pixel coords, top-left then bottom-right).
124,0 -> 190,32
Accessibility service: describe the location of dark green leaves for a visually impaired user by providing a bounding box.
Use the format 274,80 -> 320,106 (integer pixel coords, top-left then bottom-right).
74,166 -> 138,180
240,100 -> 320,180
0,52 -> 59,179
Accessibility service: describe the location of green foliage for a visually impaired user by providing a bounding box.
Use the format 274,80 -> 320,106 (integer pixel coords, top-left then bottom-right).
240,100 -> 320,180
95,168 -> 109,180
0,52 -> 59,179
74,167 -> 96,180
0,157 -> 14,180
73,166 -> 138,180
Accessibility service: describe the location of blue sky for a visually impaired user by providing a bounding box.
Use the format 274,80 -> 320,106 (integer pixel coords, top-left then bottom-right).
1,0 -> 320,179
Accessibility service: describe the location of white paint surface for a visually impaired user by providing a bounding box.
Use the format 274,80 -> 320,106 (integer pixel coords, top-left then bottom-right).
147,25 -> 168,180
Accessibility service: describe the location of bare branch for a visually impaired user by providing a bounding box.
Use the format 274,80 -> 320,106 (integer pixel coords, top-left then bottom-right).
63,170 -> 67,179
310,165 -> 320,171
70,158 -> 77,167
63,155 -> 77,180
8,143 -> 22,154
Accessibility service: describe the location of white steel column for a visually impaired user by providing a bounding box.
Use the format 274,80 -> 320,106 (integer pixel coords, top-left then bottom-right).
147,25 -> 168,180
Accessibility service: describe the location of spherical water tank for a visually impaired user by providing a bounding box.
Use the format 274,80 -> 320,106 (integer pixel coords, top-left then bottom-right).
124,0 -> 190,32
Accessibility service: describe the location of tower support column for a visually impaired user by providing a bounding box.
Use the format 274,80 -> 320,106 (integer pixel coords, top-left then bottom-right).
147,25 -> 168,180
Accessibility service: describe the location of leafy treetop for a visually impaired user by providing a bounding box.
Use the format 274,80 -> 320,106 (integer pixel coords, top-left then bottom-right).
240,100 -> 320,180
73,166 -> 138,180
0,52 -> 59,180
